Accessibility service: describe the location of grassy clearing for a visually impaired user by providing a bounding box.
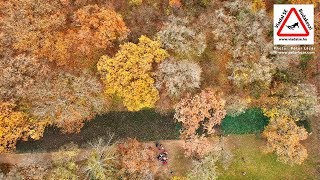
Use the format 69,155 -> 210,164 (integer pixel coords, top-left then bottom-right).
221,108 -> 269,134
218,135 -> 317,180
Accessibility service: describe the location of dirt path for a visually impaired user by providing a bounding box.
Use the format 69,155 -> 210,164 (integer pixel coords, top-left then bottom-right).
0,140 -> 192,179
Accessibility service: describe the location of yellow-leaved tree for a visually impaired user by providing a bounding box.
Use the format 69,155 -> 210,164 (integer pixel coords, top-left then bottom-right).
289,0 -> 319,5
0,102 -> 50,153
97,36 -> 168,111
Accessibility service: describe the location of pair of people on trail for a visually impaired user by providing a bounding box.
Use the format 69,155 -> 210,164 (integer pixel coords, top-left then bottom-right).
156,141 -> 168,164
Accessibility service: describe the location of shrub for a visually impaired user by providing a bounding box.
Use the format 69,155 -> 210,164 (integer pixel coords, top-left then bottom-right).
49,144 -> 80,179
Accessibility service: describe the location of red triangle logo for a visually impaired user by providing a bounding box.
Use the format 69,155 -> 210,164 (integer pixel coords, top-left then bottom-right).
277,8 -> 309,37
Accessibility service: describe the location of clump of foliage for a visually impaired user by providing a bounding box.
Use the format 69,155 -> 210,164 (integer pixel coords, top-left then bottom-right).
83,136 -> 119,180
264,83 -> 320,121
1,1 -> 129,68
0,54 -> 50,101
174,88 -> 226,139
183,136 -> 214,159
262,109 -> 308,165
197,0 -> 275,92
0,102 -> 49,153
117,138 -> 158,178
187,152 -> 219,180
157,16 -> 206,57
129,0 -> 143,5
48,144 -> 80,179
155,59 -> 202,97
97,36 -> 168,111
222,108 -> 269,134
169,0 -> 182,8
225,95 -> 251,117
22,72 -> 108,133
187,137 -> 233,179
289,0 -> 319,5
175,89 -> 226,158
251,0 -> 266,12
3,164 -> 48,180
228,56 -> 276,89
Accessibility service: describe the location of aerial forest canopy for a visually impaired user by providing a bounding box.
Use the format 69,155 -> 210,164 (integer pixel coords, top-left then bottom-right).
0,0 -> 319,179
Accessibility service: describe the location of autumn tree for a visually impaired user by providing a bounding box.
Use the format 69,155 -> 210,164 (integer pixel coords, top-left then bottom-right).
0,102 -> 49,153
262,110 -> 308,165
1,1 -> 128,68
0,54 -> 50,101
225,95 -> 251,117
21,72 -> 108,133
263,83 -> 320,121
83,136 -> 119,179
187,152 -> 219,180
155,59 -> 202,97
117,139 -> 158,178
195,0 -> 275,92
227,55 -> 276,89
174,88 -> 226,139
48,144 -> 80,179
157,16 -> 206,57
97,36 -> 168,111
186,137 -> 233,179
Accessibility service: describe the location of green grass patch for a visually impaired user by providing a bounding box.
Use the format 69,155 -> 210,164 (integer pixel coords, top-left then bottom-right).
221,108 -> 269,134
218,135 -> 317,179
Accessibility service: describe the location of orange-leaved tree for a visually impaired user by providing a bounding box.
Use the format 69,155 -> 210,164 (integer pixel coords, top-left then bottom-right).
1,1 -> 129,68
117,138 -> 158,178
97,36 -> 169,111
174,88 -> 227,139
0,102 -> 49,153
174,88 -> 226,158
262,109 -> 308,165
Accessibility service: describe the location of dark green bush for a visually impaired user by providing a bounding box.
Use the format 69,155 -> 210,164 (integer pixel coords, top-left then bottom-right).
221,108 -> 269,134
